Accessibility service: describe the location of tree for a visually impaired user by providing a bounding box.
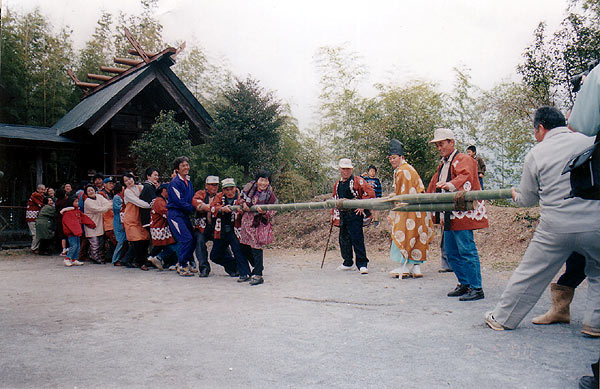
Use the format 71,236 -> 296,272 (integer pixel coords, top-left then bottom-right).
210,77 -> 285,181
174,45 -> 233,117
0,8 -> 78,126
129,110 -> 193,179
314,45 -> 368,156
77,11 -> 115,84
114,0 -> 166,56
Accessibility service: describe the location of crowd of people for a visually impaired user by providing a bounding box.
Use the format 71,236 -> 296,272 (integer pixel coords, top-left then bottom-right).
25,158 -> 277,286
22,84 -> 600,385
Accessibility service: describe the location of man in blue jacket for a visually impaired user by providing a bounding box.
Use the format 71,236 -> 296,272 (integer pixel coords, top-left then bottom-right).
167,156 -> 196,277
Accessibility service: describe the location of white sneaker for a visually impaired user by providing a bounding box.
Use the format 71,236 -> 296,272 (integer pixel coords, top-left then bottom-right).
359,267 -> 368,274
148,256 -> 164,271
64,259 -> 72,267
168,265 -> 177,271
60,248 -> 68,257
71,259 -> 84,266
336,264 -> 354,271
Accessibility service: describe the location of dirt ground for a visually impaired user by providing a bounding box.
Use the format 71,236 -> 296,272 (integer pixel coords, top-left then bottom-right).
1,239 -> 598,388
272,204 -> 539,271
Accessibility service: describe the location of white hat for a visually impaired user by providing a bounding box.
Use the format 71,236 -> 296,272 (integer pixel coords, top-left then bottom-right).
338,158 -> 354,169
206,175 -> 219,184
430,128 -> 455,143
221,178 -> 236,188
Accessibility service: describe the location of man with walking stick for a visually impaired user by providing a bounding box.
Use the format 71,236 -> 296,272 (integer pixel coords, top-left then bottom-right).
331,158 -> 375,274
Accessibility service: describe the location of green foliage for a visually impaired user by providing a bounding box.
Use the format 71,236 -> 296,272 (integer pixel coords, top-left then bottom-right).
0,8 -> 78,126
210,77 -> 284,180
130,111 -> 193,179
77,11 -> 114,84
114,0 -> 166,55
174,45 -> 233,117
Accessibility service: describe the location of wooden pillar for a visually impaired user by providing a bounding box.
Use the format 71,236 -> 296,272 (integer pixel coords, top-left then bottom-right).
35,152 -> 43,185
111,128 -> 117,174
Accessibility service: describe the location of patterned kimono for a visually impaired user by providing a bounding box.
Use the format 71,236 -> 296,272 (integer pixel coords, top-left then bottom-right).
390,161 -> 434,264
150,195 -> 175,246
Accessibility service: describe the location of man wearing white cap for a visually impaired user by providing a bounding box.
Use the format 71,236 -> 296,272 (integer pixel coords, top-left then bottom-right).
332,158 -> 376,274
426,128 -> 489,301
192,175 -> 238,277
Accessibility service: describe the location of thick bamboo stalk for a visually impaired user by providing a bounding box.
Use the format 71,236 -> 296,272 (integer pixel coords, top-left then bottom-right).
383,189 -> 512,204
391,202 -> 474,212
227,189 -> 510,213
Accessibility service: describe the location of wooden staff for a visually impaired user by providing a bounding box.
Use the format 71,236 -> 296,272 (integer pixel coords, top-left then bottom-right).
321,218 -> 335,269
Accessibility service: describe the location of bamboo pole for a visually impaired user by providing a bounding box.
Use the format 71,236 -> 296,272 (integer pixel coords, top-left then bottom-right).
228,189 -> 510,213
391,202 -> 474,212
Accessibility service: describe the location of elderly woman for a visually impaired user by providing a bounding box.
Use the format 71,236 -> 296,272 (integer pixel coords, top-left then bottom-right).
387,139 -> 434,279
239,170 -> 277,286
36,196 -> 56,255
122,173 -> 151,269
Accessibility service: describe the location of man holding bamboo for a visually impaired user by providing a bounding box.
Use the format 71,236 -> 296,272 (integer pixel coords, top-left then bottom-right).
427,128 -> 488,301
332,158 -> 375,274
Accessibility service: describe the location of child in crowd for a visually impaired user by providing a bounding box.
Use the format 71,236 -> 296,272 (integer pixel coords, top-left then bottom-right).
60,196 -> 96,267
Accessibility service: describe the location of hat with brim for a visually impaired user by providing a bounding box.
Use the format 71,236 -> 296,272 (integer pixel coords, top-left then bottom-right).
430,128 -> 455,143
338,158 -> 354,169
206,175 -> 219,184
103,177 -> 115,184
221,178 -> 236,188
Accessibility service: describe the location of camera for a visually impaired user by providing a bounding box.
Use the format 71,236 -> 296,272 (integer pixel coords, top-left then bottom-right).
571,59 -> 600,92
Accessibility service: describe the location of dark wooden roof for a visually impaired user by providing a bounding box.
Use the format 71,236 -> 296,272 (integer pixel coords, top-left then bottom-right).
53,53 -> 213,145
0,124 -> 79,144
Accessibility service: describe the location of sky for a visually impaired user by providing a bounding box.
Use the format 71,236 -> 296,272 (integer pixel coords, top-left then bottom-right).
5,0 -> 571,131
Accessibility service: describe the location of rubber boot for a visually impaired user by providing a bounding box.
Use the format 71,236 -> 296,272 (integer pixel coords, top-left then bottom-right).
532,283 -> 574,325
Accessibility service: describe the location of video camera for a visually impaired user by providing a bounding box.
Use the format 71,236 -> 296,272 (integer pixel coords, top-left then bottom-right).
571,59 -> 600,93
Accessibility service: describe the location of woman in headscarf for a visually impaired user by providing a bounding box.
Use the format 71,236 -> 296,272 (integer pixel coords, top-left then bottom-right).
239,170 -> 277,286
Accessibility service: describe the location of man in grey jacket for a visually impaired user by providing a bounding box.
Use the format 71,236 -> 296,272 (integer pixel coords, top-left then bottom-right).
484,106 -> 600,335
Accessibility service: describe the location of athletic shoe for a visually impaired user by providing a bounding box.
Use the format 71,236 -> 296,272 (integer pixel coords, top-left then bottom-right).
249,275 -> 264,286
359,267 -> 368,274
484,311 -> 505,331
71,259 -> 84,266
336,264 -> 354,271
147,256 -> 164,271
64,259 -> 72,267
60,248 -> 68,257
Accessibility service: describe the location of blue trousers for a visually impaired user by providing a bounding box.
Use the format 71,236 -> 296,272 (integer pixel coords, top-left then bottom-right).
167,210 -> 195,267
443,230 -> 482,289
67,236 -> 80,261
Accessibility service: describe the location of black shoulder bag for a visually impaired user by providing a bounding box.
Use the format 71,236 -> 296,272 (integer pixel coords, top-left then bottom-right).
562,133 -> 600,200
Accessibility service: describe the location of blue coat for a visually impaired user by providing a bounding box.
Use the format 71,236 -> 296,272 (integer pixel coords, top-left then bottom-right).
167,174 -> 195,214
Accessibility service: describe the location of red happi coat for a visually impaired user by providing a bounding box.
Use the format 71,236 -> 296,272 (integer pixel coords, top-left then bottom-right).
26,192 -> 44,222
191,189 -> 216,233
210,192 -> 242,240
331,175 -> 376,227
150,196 -> 175,246
426,152 -> 489,231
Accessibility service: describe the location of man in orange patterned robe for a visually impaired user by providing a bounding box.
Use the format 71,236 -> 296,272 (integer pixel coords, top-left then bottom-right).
387,139 -> 434,279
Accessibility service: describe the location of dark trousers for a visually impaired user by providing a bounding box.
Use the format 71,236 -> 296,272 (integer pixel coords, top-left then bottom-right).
338,211 -> 368,268
122,240 -> 149,267
104,230 -> 117,262
195,229 -> 237,275
557,252 -> 587,289
241,244 -> 264,276
211,229 -> 247,276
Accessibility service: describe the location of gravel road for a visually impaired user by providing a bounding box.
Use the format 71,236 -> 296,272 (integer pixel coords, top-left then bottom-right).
0,249 -> 598,388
